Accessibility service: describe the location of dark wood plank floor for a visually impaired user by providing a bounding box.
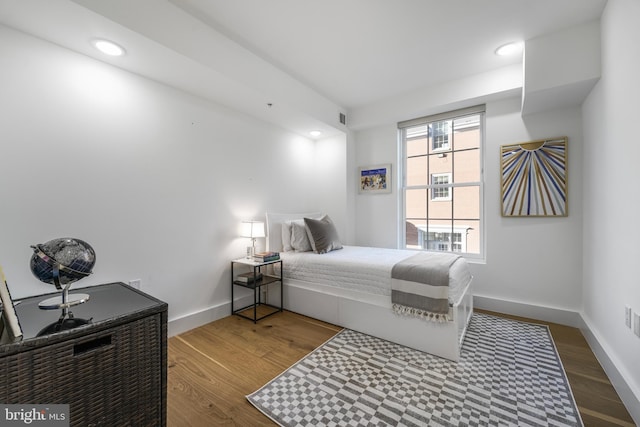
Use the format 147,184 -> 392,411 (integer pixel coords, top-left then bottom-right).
167,308 -> 635,426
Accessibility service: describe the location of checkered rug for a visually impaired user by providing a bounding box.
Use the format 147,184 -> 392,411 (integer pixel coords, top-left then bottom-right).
247,313 -> 583,426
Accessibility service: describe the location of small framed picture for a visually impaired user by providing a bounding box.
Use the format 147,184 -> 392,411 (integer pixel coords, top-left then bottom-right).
359,164 -> 392,194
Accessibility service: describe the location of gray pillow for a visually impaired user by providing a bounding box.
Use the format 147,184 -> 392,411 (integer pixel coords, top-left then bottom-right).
304,215 -> 343,254
290,220 -> 313,252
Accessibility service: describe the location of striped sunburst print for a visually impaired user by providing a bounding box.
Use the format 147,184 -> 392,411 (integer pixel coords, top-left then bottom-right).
501,137 -> 567,217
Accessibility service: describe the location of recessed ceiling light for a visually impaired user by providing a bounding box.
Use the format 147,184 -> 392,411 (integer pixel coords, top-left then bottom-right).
92,39 -> 126,56
495,41 -> 523,56
309,130 -> 322,138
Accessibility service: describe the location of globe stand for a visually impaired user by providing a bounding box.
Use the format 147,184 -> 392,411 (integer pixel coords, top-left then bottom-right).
37,264 -> 90,316
38,288 -> 90,311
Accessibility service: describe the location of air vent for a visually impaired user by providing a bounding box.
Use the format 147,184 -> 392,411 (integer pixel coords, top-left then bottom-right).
339,113 -> 346,125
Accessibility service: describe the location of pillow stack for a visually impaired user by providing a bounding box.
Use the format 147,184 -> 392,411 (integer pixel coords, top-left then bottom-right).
281,214 -> 343,254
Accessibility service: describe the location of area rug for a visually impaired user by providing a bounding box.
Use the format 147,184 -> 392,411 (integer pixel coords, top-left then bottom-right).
247,313 -> 583,426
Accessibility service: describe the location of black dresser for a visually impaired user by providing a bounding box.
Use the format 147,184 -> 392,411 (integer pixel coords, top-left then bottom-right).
0,282 -> 168,427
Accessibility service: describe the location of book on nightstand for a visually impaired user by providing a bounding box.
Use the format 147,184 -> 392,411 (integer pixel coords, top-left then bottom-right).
235,272 -> 263,283
253,251 -> 280,262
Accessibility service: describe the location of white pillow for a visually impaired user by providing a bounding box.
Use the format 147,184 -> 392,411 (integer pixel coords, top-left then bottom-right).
281,222 -> 294,252
267,212 -> 323,252
290,220 -> 313,252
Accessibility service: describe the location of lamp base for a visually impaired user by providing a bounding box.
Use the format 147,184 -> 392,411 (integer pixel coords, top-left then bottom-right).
246,246 -> 255,259
38,293 -> 90,310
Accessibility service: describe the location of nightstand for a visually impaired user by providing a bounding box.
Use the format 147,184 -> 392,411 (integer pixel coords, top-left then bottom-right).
231,258 -> 283,323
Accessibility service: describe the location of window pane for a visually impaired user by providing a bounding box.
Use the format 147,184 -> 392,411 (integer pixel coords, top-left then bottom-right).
406,125 -> 429,140
407,136 -> 428,157
430,120 -> 452,152
453,115 -> 480,150
454,219 -> 480,254
427,188 -> 451,217
406,155 -> 427,186
452,186 -> 479,219
453,149 -> 480,183
428,152 -> 452,177
405,189 -> 427,218
425,219 -> 452,251
405,220 -> 426,249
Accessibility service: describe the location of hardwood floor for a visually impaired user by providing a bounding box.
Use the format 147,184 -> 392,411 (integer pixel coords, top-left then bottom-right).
167,308 -> 635,426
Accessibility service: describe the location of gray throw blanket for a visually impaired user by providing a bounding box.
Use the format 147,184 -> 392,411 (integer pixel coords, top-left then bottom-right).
391,252 -> 461,322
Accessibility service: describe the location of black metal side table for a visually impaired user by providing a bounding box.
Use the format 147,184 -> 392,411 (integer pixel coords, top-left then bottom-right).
231,258 -> 283,323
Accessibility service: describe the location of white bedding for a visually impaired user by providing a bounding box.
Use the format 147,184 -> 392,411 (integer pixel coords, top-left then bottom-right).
276,245 -> 471,305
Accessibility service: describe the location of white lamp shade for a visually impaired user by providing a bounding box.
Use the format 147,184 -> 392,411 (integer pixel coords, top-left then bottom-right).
240,221 -> 265,238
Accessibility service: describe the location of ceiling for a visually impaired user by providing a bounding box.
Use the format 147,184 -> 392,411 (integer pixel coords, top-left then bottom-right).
172,0 -> 606,109
0,0 -> 607,136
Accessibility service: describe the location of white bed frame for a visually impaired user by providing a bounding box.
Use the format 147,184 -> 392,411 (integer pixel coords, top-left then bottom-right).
266,212 -> 473,361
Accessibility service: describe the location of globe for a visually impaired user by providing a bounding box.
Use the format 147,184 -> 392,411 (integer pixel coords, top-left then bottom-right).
30,238 -> 96,311
30,238 -> 96,287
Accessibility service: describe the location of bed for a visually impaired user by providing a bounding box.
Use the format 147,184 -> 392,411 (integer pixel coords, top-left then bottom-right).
265,212 -> 473,361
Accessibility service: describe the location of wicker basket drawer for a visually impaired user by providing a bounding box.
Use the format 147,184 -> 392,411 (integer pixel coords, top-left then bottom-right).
0,314 -> 164,427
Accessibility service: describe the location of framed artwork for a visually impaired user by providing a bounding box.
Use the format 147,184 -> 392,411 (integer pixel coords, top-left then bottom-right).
359,164 -> 391,194
0,265 -> 23,343
501,137 -> 567,217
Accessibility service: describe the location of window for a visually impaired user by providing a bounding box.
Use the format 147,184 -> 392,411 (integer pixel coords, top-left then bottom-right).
431,120 -> 451,151
431,173 -> 451,200
399,105 -> 484,257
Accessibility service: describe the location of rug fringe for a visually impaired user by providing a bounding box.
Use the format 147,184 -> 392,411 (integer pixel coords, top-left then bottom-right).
392,303 -> 451,322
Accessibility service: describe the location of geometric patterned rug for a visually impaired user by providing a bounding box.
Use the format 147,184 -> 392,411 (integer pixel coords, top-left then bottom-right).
247,313 -> 583,426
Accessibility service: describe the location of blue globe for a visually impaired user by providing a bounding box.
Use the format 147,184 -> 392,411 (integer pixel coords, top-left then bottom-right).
30,238 -> 96,287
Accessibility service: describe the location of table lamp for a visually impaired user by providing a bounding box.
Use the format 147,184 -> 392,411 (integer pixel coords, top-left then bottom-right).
240,220 -> 265,258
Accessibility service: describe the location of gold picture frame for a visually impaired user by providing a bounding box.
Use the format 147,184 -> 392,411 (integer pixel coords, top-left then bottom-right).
500,137 -> 567,217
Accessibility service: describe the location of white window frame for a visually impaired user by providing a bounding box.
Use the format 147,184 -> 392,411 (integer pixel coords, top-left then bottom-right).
398,105 -> 485,260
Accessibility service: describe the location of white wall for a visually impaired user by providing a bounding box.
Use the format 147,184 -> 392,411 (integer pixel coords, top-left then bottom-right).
582,0 -> 640,419
524,21 -> 600,94
480,99 -> 584,312
311,133 -> 349,243
522,20 -> 601,115
353,125 -> 399,248
0,25 -> 344,333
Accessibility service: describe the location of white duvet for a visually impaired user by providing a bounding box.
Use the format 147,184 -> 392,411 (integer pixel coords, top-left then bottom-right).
276,246 -> 471,305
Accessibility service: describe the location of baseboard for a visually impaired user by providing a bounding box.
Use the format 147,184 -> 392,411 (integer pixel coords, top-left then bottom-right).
167,295 -> 253,337
473,294 -> 583,327
580,315 -> 640,426
474,294 -> 640,425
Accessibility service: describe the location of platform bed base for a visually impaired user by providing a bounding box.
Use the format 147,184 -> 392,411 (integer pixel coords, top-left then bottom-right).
278,279 -> 473,361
